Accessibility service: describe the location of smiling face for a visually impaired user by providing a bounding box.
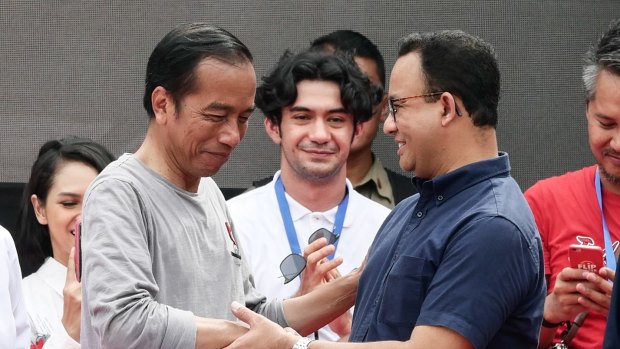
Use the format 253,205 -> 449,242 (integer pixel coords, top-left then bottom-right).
587,69 -> 620,193
31,160 -> 99,266
266,80 -> 358,182
383,52 -> 443,178
157,58 -> 256,185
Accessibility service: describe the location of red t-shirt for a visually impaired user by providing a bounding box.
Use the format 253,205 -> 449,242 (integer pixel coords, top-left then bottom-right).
525,165 -> 620,349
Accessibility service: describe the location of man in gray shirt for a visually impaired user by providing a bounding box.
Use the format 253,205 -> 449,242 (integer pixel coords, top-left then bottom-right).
81,23 -> 358,349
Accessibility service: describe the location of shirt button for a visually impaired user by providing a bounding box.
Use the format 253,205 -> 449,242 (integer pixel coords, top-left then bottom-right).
437,195 -> 444,201
416,211 -> 423,218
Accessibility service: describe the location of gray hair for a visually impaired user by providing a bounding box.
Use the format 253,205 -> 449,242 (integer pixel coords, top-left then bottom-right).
583,19 -> 620,102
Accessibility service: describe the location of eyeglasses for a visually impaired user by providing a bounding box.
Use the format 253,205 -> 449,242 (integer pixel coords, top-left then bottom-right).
387,91 -> 462,121
279,228 -> 339,284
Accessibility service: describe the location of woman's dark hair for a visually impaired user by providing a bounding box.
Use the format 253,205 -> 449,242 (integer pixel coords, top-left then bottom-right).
256,49 -> 380,127
13,137 -> 115,276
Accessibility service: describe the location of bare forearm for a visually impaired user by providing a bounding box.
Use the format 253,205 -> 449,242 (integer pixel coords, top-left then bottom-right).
283,272 -> 358,336
308,325 -> 471,349
538,293 -> 564,348
194,317 -> 248,349
308,341 -> 407,349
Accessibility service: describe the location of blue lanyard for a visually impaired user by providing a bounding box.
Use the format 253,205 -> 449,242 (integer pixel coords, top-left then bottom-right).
275,176 -> 349,260
595,169 -> 617,272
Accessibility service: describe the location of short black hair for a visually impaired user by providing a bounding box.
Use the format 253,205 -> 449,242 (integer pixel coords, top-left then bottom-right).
256,49 -> 380,127
143,23 -> 253,118
13,137 -> 115,276
398,30 -> 500,128
311,30 -> 386,87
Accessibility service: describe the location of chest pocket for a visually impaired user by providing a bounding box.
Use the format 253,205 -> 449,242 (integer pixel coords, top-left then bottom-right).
377,255 -> 433,331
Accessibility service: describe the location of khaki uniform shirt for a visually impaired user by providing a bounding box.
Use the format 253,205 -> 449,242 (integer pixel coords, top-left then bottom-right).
353,156 -> 395,209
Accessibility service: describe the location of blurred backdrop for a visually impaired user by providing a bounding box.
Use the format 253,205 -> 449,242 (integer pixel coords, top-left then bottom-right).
1,1 -> 618,192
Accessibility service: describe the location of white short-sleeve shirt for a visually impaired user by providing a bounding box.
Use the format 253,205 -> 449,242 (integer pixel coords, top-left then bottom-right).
0,225 -> 30,349
228,171 -> 390,341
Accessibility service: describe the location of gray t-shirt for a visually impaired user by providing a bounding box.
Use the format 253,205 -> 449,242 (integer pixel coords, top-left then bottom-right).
80,154 -> 286,348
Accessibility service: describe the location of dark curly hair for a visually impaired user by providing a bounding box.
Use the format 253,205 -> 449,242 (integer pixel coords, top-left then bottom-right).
13,137 -> 115,276
255,49 -> 381,127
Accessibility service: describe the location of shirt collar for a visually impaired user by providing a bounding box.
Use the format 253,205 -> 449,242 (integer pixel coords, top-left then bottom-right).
272,170 -> 354,227
355,155 -> 395,205
413,152 -> 511,205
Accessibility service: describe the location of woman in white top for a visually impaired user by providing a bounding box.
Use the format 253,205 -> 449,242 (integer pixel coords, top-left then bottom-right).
0,224 -> 29,349
13,137 -> 114,349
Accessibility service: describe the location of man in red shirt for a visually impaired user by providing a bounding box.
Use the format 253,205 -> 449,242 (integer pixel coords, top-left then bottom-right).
525,19 -> 620,349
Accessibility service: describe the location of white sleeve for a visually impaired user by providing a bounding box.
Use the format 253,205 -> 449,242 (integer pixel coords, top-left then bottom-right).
41,328 -> 80,349
1,226 -> 30,349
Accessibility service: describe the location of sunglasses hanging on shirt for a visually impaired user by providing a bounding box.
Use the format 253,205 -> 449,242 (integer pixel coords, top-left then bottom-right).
279,228 -> 339,284
275,176 -> 349,284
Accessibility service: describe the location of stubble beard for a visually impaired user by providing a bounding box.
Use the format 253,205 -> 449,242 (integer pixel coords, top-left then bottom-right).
600,148 -> 620,186
600,164 -> 620,186
295,161 -> 344,183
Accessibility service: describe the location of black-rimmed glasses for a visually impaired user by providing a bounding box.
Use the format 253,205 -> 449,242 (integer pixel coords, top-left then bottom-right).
387,91 -> 462,120
279,228 -> 339,284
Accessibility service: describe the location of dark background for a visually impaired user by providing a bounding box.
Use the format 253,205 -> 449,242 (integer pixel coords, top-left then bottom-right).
1,1 -> 619,232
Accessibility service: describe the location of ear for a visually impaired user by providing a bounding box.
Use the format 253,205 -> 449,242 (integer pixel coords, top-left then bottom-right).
439,93 -> 460,127
31,194 -> 48,225
151,86 -> 175,125
353,121 -> 363,140
264,117 -> 282,145
378,94 -> 388,122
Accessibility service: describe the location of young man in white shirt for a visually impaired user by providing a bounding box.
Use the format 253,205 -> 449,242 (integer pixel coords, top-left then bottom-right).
228,50 -> 390,341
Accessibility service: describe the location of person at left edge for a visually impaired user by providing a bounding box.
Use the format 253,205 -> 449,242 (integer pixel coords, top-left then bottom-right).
0,224 -> 29,349
14,137 -> 114,349
80,23 -> 358,349
227,49 -> 390,341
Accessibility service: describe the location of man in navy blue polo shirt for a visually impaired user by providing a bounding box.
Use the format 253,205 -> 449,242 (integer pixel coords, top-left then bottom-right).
225,30 -> 546,349
345,30 -> 546,349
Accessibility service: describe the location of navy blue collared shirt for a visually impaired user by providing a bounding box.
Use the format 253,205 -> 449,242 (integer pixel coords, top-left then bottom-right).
604,263 -> 620,349
350,153 -> 545,348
